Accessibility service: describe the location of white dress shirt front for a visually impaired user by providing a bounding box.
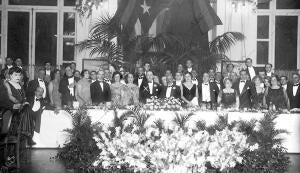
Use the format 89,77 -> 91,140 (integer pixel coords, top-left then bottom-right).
187,68 -> 192,73
38,78 -> 47,98
248,67 -> 256,80
293,84 -> 299,96
282,84 -> 287,91
138,78 -> 143,87
32,96 -> 41,112
148,82 -> 153,94
239,81 -> 246,94
202,83 -> 211,102
266,72 -> 272,77
176,80 -> 182,86
68,77 -> 75,96
166,86 -> 172,98
46,70 -> 51,76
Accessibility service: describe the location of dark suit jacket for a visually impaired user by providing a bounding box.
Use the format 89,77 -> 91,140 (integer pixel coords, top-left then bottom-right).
26,79 -> 50,104
27,96 -> 47,133
287,83 -> 300,109
133,74 -> 146,87
90,81 -> 111,105
246,66 -> 258,79
139,80 -> 161,103
160,84 -> 181,99
59,76 -> 80,106
198,82 -> 219,103
0,79 -> 14,110
233,79 -> 253,108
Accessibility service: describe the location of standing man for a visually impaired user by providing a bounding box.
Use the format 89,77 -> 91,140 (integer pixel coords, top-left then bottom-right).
134,67 -> 145,87
139,71 -> 161,103
90,70 -> 111,105
245,58 -> 257,80
160,75 -> 181,99
144,62 -> 151,75
27,69 -> 49,105
265,63 -> 274,77
287,73 -> 300,109
280,76 -> 288,91
59,66 -> 80,107
214,72 -> 223,90
15,58 -> 29,87
44,62 -> 53,83
1,57 -> 14,79
90,71 -> 97,84
233,70 -> 253,109
198,73 -> 219,109
186,59 -> 194,73
208,68 -> 216,82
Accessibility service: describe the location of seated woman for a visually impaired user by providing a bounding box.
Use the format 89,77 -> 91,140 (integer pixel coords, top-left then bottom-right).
124,73 -> 139,105
4,67 -> 33,140
217,78 -> 239,109
48,69 -> 62,108
180,72 -> 199,107
263,75 -> 290,111
75,69 -> 92,106
110,72 -> 127,107
251,76 -> 265,110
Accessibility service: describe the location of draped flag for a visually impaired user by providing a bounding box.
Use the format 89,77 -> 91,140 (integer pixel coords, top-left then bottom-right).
114,0 -> 222,37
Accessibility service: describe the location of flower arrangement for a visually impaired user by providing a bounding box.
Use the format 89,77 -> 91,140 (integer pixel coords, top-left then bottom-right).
144,97 -> 183,111
93,124 -> 257,173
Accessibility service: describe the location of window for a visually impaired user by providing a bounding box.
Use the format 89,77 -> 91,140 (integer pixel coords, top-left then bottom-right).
256,0 -> 300,70
64,0 -> 76,6
62,12 -> 76,61
256,15 -> 269,64
9,0 -> 57,6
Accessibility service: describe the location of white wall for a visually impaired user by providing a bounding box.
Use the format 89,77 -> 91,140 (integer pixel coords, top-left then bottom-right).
76,0 -> 118,70
216,0 -> 258,64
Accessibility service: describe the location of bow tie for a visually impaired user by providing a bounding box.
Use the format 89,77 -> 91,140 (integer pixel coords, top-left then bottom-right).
39,79 -> 44,82
294,83 -> 299,87
36,98 -> 42,102
240,81 -> 246,83
168,85 -> 173,88
138,75 -> 144,79
104,79 -> 110,82
67,76 -> 74,79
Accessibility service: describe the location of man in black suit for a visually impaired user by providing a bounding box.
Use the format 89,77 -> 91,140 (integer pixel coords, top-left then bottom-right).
134,67 -> 146,88
28,87 -> 47,134
27,69 -> 49,105
198,73 -> 219,109
15,58 -> 29,88
0,57 -> 14,79
287,73 -> 300,109
139,71 -> 161,103
245,58 -> 257,80
90,70 -> 111,105
265,63 -> 274,77
160,75 -> 181,99
233,70 -> 253,109
59,66 -> 80,107
44,62 -> 54,83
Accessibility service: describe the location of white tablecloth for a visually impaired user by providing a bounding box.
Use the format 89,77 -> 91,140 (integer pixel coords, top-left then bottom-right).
32,110 -> 300,153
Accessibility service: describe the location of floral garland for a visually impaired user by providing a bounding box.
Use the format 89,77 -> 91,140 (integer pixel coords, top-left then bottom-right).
144,97 -> 183,111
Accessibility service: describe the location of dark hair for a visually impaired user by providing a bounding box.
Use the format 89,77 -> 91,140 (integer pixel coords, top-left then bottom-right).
90,70 -> 96,74
74,70 -> 81,75
146,70 -> 155,76
223,77 -> 233,85
71,62 -> 76,66
81,69 -> 89,77
280,75 -> 288,80
112,71 -> 123,82
51,69 -> 60,80
292,73 -> 300,77
8,66 -> 22,75
270,75 -> 280,82
184,72 -> 192,77
45,62 -> 51,65
239,69 -> 247,75
265,63 -> 273,68
226,63 -> 234,69
245,58 -> 252,62
252,75 -> 263,83
5,57 -> 12,61
143,62 -> 150,66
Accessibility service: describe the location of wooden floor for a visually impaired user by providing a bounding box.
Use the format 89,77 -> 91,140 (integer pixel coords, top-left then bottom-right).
18,149 -> 300,173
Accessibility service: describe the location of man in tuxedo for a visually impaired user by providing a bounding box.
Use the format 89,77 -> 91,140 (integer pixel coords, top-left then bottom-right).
44,62 -> 53,83
59,66 -> 80,107
0,57 -> 14,79
198,73 -> 219,108
90,71 -> 97,84
28,87 -> 46,134
245,58 -> 257,80
287,73 -> 300,109
15,58 -> 29,88
90,70 -> 111,105
265,63 -> 274,77
134,67 -> 145,87
160,75 -> 181,99
208,69 -> 215,82
186,59 -> 194,73
175,72 -> 183,86
104,69 -> 112,85
214,72 -> 223,90
27,69 -> 49,105
280,76 -> 288,90
144,62 -> 151,75
139,71 -> 161,103
233,70 -> 253,109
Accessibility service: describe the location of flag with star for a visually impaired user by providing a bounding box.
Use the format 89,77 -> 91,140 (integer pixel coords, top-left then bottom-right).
115,0 -> 222,36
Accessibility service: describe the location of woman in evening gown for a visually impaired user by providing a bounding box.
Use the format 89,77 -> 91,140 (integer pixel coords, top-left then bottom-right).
4,67 -> 34,139
124,73 -> 139,105
263,75 -> 290,110
251,76 -> 265,110
180,72 -> 199,107
75,69 -> 92,106
48,69 -> 62,108
218,78 -> 239,109
110,72 -> 127,107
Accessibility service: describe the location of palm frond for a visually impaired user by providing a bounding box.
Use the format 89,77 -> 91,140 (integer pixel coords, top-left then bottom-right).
195,120 -> 206,131
209,32 -> 245,55
154,119 -> 165,132
173,112 -> 194,130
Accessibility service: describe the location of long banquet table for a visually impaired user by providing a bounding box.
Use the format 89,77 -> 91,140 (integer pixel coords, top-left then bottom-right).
32,110 -> 300,153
